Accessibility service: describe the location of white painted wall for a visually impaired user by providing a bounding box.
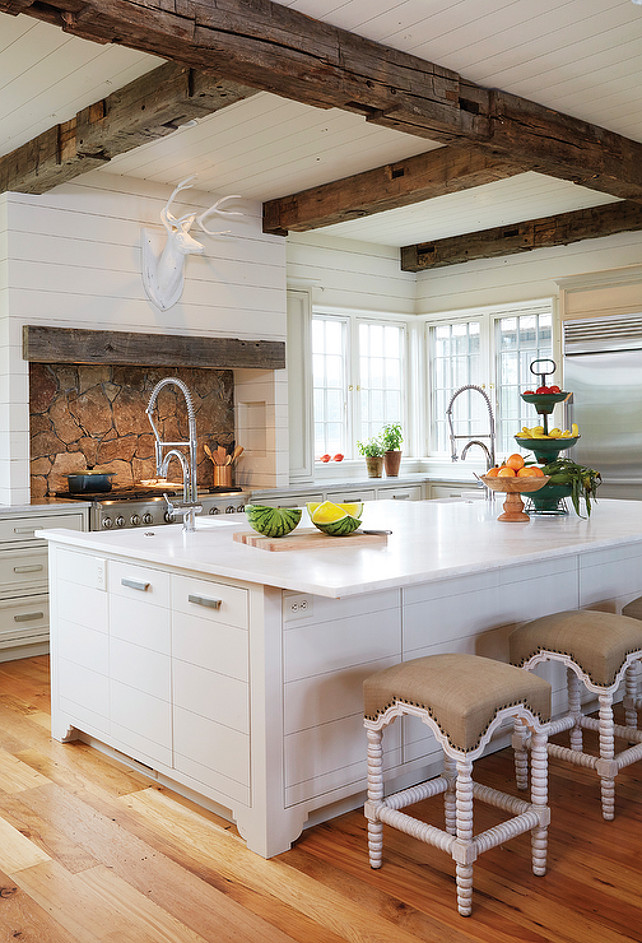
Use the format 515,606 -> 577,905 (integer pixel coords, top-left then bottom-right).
287,231 -> 417,315
0,172 -> 288,504
414,231 -> 642,315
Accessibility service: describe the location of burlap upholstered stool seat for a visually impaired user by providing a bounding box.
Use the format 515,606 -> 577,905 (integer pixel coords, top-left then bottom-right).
510,609 -> 642,820
363,653 -> 551,917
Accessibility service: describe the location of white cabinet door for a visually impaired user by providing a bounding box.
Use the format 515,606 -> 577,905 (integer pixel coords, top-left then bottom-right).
324,488 -> 376,504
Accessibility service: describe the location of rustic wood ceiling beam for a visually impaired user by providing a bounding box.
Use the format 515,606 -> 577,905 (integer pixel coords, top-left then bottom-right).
3,0 -> 642,203
0,61 -> 257,194
263,145 -> 523,235
400,200 -> 642,271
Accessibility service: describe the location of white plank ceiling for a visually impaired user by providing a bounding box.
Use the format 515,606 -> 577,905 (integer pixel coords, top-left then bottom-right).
1,0 -> 641,246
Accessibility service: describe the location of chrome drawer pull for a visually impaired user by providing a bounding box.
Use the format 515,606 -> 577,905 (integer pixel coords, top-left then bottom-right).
188,593 -> 222,610
121,578 -> 150,592
14,612 -> 44,622
13,564 -> 44,574
392,494 -> 410,500
13,527 -> 36,536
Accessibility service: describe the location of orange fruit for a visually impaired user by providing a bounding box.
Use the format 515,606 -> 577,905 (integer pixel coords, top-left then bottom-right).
486,467 -> 500,478
516,466 -> 542,477
506,453 -> 525,471
497,466 -> 516,477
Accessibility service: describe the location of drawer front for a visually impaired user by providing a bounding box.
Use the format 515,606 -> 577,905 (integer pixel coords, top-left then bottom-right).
0,548 -> 47,597
171,575 -> 248,630
110,592 -> 170,654
324,489 -> 376,504
260,494 -> 323,509
109,560 -> 170,608
173,660 -> 248,733
0,512 -> 85,546
376,485 -> 423,501
0,594 -> 49,648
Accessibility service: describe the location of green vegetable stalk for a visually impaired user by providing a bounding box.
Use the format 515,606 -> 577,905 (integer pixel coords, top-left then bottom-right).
541,457 -> 602,517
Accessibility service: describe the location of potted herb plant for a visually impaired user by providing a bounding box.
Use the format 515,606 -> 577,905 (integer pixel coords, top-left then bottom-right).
381,422 -> 403,477
357,435 -> 385,478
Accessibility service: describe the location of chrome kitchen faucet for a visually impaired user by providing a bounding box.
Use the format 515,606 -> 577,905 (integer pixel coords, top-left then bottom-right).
146,377 -> 202,531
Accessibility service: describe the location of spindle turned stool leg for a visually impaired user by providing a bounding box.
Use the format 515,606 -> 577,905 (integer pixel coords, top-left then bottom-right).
363,653 -> 551,917
510,609 -> 642,820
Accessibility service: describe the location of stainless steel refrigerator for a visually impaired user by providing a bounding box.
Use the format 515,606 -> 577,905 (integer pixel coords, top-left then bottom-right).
563,314 -> 642,500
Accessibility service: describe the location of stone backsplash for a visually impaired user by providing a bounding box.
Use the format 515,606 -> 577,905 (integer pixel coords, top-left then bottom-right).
30,364 -> 235,498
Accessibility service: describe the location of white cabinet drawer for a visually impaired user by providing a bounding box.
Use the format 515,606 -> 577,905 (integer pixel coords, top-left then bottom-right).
376,485 -> 423,501
0,512 -> 84,545
110,592 -> 170,654
172,611 -> 248,682
0,594 -> 49,648
324,489 -> 376,504
109,560 -> 170,608
174,660 -> 248,733
171,575 -> 248,630
0,547 -> 47,597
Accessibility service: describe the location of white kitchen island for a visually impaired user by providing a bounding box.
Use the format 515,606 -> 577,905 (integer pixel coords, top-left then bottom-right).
41,499 -> 642,857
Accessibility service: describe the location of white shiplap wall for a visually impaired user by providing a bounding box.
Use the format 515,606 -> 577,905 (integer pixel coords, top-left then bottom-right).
414,231 -> 642,315
0,173 -> 288,504
286,231 -> 417,315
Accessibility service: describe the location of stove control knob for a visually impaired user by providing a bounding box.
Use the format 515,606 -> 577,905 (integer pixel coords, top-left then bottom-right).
225,505 -> 235,514
236,503 -> 245,512
164,510 -> 175,523
115,516 -> 126,528
208,507 -> 220,515
102,516 -> 113,529
130,514 -> 141,526
142,513 -> 153,525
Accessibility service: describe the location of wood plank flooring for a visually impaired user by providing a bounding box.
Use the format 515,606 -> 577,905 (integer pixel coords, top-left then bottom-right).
0,655 -> 641,942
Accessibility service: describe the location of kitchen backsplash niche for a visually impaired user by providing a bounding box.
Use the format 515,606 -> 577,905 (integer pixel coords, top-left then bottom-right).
30,364 -> 235,497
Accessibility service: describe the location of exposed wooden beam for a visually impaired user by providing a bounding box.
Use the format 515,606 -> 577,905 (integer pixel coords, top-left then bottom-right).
0,61 -> 257,194
263,145 -> 523,235
3,0 -> 642,205
400,200 -> 642,271
23,325 -> 286,370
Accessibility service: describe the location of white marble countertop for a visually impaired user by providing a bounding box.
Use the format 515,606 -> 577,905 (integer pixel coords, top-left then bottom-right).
39,499 -> 642,598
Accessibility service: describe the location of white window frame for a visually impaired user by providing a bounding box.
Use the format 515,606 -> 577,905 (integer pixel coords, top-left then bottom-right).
312,306 -> 413,463
422,298 -> 560,459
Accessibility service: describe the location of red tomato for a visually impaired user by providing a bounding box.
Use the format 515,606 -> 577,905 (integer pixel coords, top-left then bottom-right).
320,454 -> 331,462
549,385 -> 561,393
536,386 -> 550,394
333,453 -> 344,462
523,390 -> 535,395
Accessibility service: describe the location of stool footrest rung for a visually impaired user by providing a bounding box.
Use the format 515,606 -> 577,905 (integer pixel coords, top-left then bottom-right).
382,776 -> 448,811
546,714 -> 576,737
580,715 -> 642,744
472,782 -> 534,816
616,741 -> 642,770
548,742 -> 598,769
473,810 -> 542,856
375,805 -> 457,856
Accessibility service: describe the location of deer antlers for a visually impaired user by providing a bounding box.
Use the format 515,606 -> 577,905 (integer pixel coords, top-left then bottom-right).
162,175 -> 243,236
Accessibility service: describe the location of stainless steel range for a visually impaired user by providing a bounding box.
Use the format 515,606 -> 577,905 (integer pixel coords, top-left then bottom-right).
56,486 -> 246,531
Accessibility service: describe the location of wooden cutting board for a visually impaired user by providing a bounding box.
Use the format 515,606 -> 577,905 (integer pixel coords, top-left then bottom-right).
233,528 -> 388,551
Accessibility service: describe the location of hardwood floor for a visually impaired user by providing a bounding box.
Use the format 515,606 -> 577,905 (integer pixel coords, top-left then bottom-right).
0,655 -> 641,943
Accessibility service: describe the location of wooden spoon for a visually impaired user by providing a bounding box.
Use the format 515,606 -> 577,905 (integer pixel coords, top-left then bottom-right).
231,445 -> 244,463
204,443 -> 219,465
216,445 -> 227,464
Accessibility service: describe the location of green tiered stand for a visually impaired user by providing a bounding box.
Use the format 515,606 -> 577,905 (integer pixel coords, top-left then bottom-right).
514,359 -> 578,514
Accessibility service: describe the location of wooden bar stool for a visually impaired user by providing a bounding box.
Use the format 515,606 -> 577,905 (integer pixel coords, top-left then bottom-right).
510,610 -> 642,820
363,653 -> 551,917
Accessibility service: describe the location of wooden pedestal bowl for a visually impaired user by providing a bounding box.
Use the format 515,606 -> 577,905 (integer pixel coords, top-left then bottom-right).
480,475 -> 550,522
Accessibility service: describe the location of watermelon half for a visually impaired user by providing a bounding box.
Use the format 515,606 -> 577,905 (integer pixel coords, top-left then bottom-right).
306,501 -> 363,537
245,505 -> 302,538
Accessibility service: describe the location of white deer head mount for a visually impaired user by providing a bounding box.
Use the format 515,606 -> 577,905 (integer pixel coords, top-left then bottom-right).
141,175 -> 243,311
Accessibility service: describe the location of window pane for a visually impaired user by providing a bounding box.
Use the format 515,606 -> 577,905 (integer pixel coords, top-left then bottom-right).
312,316 -> 348,458
357,321 -> 406,442
427,321 -> 482,454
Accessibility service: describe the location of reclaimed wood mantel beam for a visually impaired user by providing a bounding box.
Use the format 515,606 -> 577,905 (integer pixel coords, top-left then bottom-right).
3,0 -> 642,204
23,325 -> 286,370
0,61 -> 257,194
263,145 -> 523,235
400,200 -> 642,271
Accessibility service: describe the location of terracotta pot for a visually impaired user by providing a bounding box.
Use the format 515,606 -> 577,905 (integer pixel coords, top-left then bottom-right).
365,456 -> 384,478
384,450 -> 402,477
